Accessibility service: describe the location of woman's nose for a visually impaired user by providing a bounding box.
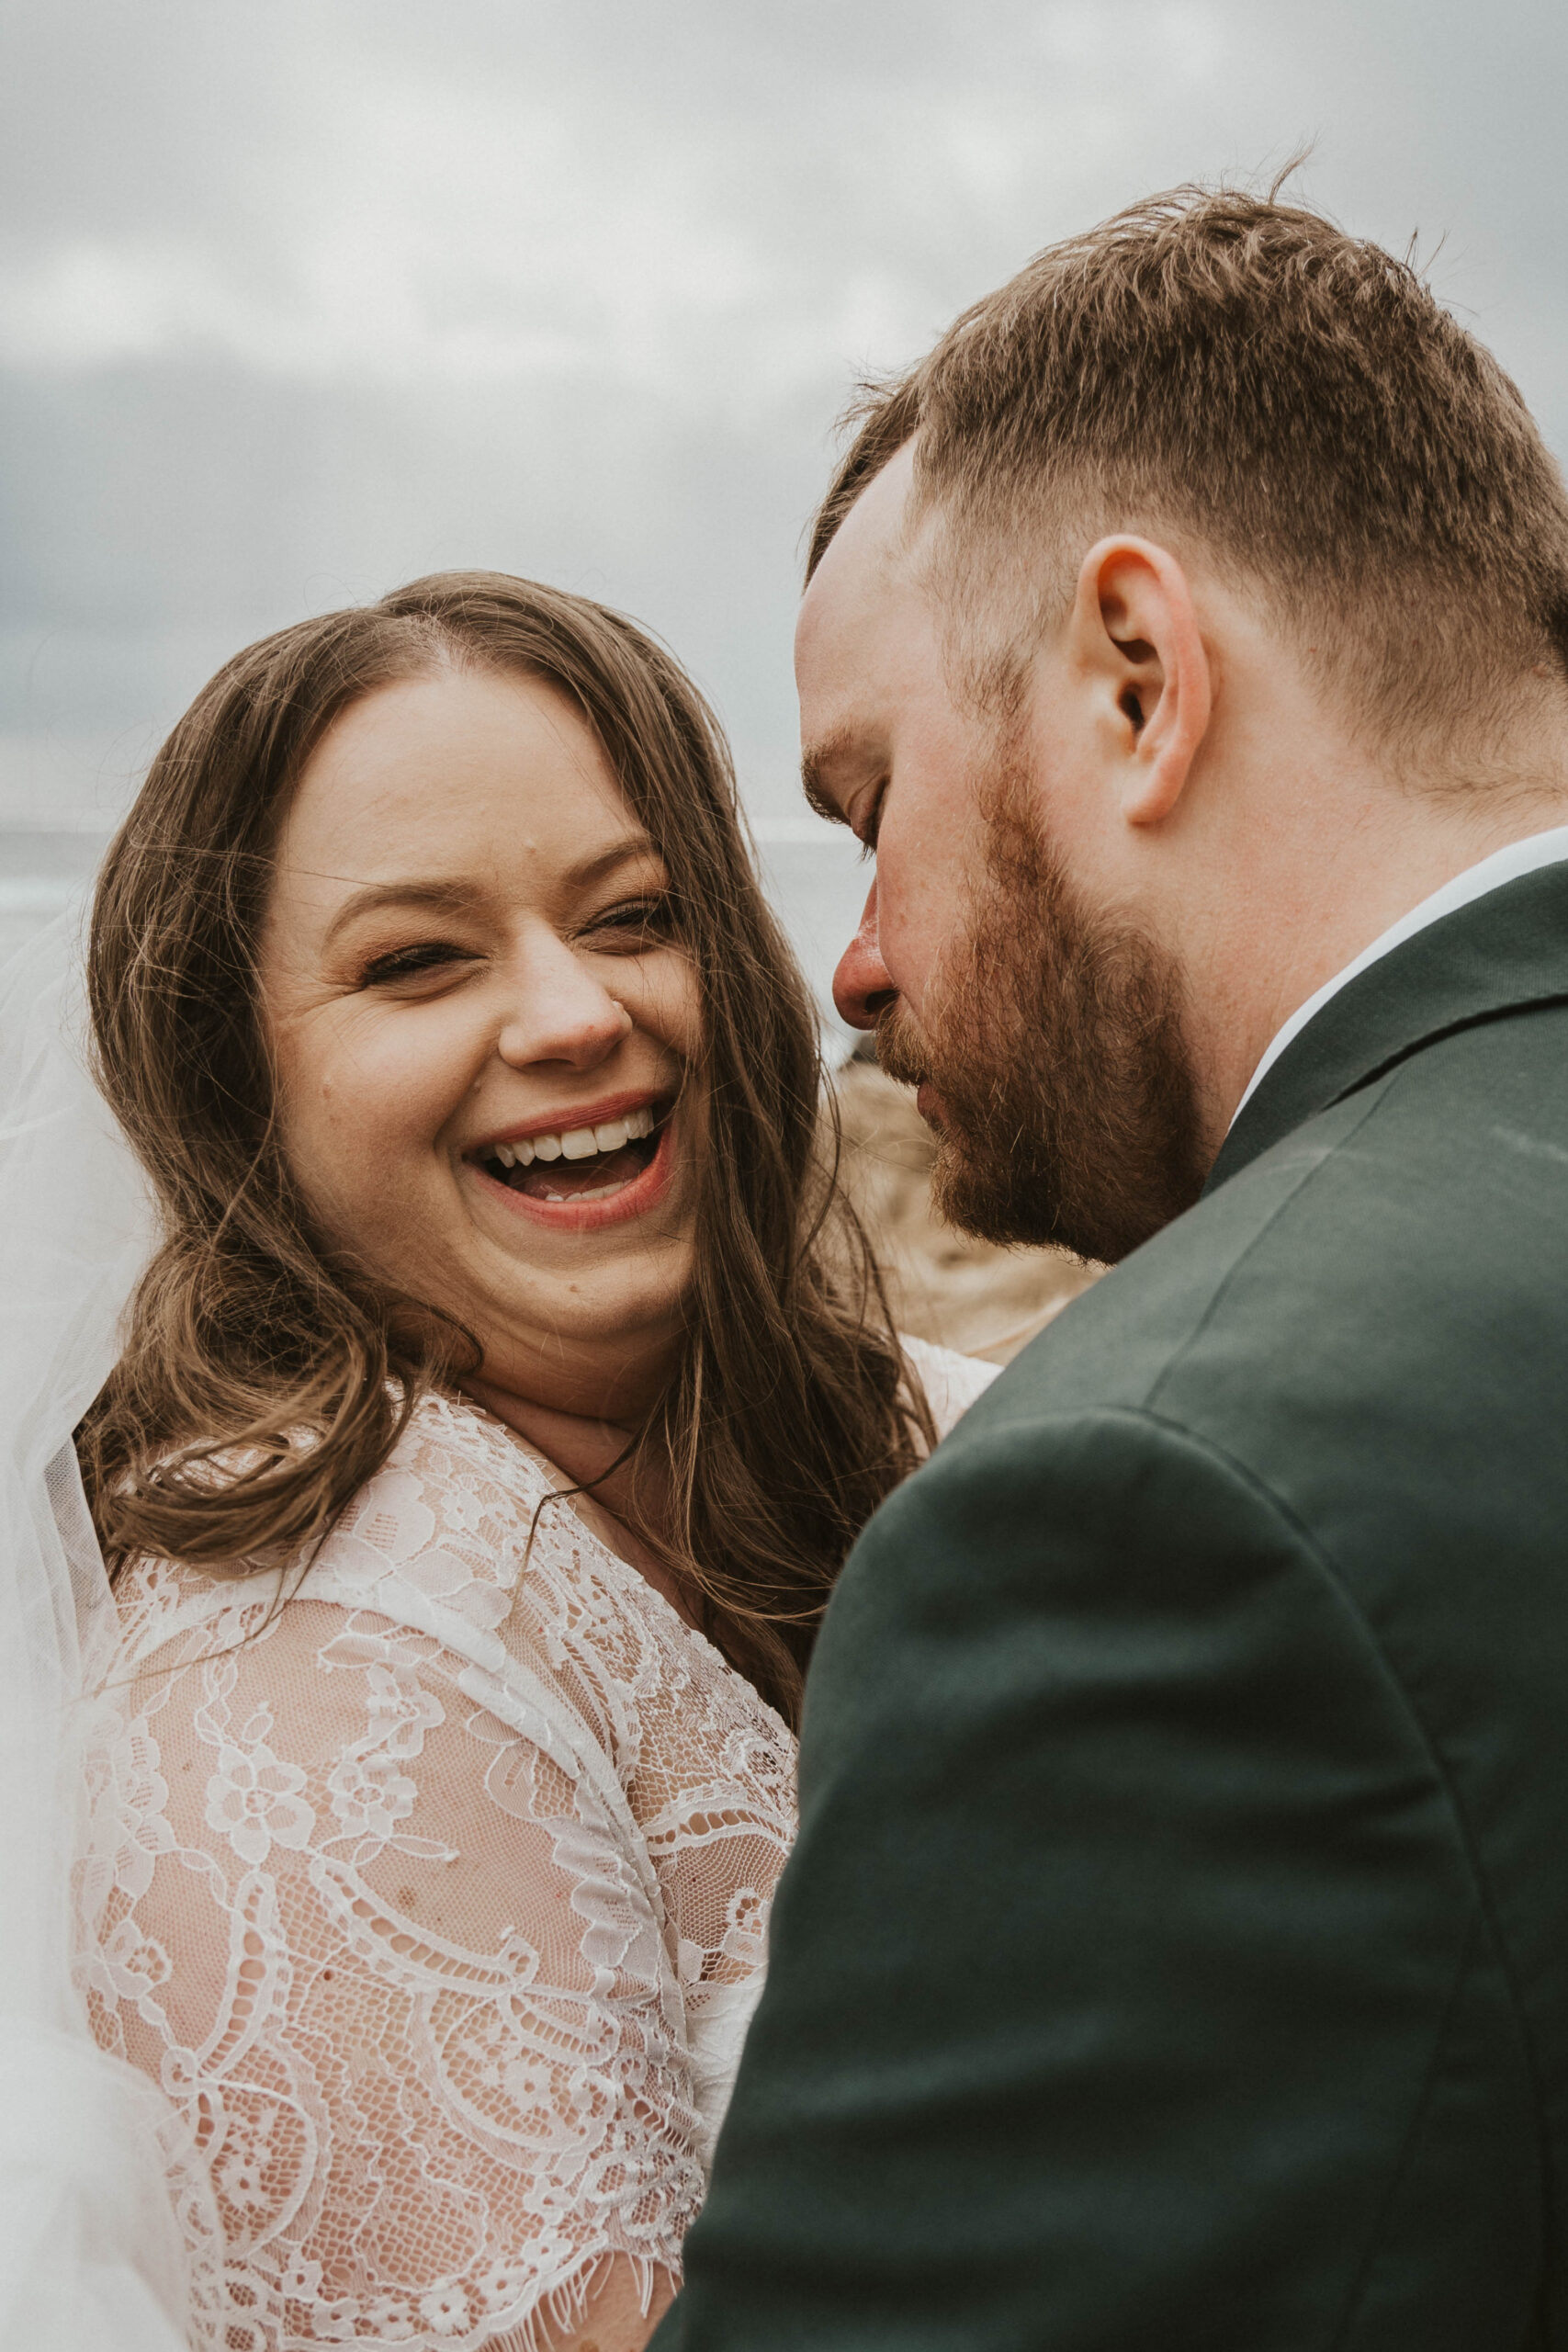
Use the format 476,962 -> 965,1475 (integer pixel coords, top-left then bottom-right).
832,876 -> 898,1030
495,934 -> 633,1071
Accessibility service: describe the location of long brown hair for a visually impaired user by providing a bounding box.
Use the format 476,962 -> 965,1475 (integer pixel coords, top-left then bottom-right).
77,571 -> 931,1724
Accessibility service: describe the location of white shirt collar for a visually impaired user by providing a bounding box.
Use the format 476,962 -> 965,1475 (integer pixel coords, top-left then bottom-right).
1232,823 -> 1568,1125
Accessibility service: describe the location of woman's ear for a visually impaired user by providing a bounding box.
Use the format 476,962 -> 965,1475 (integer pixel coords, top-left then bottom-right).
1071,536 -> 1213,826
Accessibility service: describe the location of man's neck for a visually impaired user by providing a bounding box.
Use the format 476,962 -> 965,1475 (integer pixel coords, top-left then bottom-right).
1196,793 -> 1568,1149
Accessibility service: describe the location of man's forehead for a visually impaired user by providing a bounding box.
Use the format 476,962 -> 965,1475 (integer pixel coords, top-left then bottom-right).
798,487 -> 951,820
796,446 -> 928,702
805,442 -> 920,616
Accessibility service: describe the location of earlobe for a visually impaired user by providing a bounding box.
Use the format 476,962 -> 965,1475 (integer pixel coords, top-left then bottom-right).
1075,537 -> 1213,827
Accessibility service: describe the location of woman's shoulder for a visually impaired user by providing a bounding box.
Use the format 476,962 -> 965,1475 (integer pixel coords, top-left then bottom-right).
107,1391 -> 791,1795
105,1386 -> 680,1823
109,1391 -> 570,1663
899,1333 -> 1002,1440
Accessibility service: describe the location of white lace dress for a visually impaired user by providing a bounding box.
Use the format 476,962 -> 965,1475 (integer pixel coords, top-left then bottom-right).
74,1343 -> 995,2350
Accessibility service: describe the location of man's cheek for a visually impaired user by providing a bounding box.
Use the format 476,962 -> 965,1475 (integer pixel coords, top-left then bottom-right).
874,855 -> 958,1012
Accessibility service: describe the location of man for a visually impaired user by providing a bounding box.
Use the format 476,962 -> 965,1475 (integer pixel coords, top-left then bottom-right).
653,188 -> 1568,2347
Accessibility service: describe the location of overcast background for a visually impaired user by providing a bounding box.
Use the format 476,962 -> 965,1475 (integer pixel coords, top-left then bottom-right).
4,0 -> 1566,1001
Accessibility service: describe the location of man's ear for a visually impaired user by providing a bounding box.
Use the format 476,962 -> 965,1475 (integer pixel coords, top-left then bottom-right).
1069,536 -> 1213,825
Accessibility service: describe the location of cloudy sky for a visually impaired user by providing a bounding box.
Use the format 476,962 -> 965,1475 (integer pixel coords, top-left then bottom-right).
3,0 -> 1565,856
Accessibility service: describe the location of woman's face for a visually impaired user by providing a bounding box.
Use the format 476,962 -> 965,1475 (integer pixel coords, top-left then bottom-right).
260,666 -> 704,1418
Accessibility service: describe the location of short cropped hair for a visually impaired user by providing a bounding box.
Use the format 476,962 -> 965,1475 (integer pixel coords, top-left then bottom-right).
808,187 -> 1568,760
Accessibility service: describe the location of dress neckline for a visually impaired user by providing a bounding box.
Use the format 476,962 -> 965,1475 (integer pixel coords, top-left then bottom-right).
439,1388 -> 796,1747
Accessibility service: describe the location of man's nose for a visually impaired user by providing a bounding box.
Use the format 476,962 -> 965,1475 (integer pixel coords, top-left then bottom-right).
832,877 -> 898,1031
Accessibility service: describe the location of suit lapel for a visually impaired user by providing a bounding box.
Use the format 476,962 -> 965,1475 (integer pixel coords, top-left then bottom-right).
1206,863 -> 1568,1193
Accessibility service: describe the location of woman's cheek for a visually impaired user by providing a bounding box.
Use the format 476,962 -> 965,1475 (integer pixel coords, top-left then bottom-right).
638,952 -> 704,1058
283,1009 -> 447,1219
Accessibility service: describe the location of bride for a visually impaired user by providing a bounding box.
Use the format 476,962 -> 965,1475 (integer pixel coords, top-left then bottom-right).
9,571 -> 992,2351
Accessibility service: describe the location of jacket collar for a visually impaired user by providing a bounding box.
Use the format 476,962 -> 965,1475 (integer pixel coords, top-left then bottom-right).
1204,862 -> 1568,1193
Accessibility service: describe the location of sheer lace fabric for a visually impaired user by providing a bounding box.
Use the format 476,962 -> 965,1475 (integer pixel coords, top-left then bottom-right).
75,1394 -> 795,2349
74,1348 -> 996,2349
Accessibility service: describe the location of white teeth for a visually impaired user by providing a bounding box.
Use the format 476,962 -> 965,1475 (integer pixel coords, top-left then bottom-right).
485,1105 -> 660,1175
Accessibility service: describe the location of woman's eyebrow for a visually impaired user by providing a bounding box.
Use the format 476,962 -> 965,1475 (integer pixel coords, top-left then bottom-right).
321,838 -> 662,947
322,878 -> 472,946
566,835 -> 660,888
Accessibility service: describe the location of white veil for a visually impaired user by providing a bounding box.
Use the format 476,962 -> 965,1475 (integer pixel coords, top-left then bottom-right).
0,906 -> 211,2347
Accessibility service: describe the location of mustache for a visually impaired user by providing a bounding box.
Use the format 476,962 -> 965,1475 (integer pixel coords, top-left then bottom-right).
872,1002 -> 930,1089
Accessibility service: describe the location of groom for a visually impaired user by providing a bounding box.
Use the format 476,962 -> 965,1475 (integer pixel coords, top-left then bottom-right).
655,189 -> 1568,2346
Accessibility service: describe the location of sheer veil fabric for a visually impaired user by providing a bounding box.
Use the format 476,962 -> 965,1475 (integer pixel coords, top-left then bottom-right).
0,908 -> 208,2351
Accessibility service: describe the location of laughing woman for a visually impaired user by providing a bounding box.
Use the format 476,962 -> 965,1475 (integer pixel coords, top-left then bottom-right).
71,574 -> 993,2352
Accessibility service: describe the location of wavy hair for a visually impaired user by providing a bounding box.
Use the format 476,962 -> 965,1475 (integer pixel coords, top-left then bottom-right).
77,571 -> 931,1724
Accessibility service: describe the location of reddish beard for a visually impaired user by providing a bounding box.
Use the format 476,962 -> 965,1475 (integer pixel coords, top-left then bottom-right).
874,761 -> 1207,1264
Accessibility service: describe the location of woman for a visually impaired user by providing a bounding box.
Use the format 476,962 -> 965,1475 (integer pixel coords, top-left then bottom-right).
65,573 -> 994,2350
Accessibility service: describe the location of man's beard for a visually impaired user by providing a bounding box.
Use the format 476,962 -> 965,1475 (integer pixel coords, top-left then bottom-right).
875,761 -> 1207,1264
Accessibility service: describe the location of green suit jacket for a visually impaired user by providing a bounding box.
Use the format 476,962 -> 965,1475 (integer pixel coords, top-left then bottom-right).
655,867 -> 1568,2350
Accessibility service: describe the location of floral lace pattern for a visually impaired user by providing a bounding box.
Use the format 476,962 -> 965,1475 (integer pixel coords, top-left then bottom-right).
74,1392 -> 797,2350
74,1345 -> 994,2349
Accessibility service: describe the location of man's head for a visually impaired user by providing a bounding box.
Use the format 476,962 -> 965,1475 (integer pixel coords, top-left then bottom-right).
798,187 -> 1568,1261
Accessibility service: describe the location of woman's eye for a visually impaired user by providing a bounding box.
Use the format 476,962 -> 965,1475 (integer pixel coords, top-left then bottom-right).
358,941 -> 477,988
586,896 -> 673,946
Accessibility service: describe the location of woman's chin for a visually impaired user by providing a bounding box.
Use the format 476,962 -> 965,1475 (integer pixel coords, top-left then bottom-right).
455,1223 -> 695,1408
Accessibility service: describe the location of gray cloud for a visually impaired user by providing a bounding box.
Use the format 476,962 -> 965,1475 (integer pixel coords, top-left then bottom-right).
3,0 -> 1565,842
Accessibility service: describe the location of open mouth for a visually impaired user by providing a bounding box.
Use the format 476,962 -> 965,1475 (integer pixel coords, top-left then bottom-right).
472,1101 -> 669,1207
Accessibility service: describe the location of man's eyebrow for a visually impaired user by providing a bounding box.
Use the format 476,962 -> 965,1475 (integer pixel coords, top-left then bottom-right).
321,838 -> 660,945
799,736 -> 853,826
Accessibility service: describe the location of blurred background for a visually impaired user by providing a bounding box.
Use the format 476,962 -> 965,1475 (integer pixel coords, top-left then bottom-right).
4,0 -> 1564,1346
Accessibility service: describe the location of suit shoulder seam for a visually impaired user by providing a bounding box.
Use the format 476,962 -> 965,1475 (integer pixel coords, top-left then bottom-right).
1145,1078 -> 1393,1415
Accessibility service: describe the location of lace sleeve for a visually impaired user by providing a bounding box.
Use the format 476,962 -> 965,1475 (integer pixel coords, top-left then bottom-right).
78,1578 -> 702,2350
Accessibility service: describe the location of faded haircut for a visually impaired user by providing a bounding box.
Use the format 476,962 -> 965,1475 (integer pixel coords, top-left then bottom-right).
807,185 -> 1568,765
